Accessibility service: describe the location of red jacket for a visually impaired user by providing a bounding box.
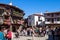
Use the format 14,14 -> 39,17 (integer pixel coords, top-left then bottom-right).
7,31 -> 12,38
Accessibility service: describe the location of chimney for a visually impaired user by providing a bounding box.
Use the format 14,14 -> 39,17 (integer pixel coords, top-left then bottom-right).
9,0 -> 12,5
40,12 -> 43,15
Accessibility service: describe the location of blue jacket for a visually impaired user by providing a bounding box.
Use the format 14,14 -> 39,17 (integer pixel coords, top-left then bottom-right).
0,32 -> 5,40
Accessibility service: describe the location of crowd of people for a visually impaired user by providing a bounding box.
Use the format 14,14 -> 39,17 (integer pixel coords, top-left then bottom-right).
15,26 -> 46,37
47,27 -> 60,40
0,25 -> 60,40
0,26 -> 12,40
15,26 -> 60,40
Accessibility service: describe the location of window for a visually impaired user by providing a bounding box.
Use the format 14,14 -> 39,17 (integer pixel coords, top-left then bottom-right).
38,16 -> 40,21
56,13 -> 59,16
47,14 -> 50,16
38,16 -> 42,21
57,18 -> 60,21
47,19 -> 51,22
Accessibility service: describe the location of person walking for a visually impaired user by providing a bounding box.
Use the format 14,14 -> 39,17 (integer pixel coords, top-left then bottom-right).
7,28 -> 12,40
3,27 -> 8,40
0,27 -> 6,40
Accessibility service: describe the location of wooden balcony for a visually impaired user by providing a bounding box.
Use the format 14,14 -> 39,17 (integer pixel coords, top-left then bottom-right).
13,11 -> 23,17
45,15 -> 60,18
4,12 -> 10,17
3,19 -> 10,22
3,22 -> 11,25
4,14 -> 10,17
11,20 -> 24,25
3,19 -> 11,25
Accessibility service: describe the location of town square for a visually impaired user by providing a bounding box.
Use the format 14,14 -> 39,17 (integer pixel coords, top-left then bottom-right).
0,0 -> 60,40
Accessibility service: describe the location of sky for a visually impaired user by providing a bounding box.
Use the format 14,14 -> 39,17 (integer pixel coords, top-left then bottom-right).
0,0 -> 60,18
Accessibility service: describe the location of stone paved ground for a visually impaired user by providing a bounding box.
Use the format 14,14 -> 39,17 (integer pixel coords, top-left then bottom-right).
12,36 -> 48,40
12,33 -> 48,40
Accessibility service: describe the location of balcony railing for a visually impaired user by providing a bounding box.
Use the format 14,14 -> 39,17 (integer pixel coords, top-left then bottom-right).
13,11 -> 23,17
54,21 -> 60,24
3,12 -> 10,16
45,15 -> 60,18
45,21 -> 60,24
45,21 -> 51,24
3,22 -> 10,24
3,19 -> 11,25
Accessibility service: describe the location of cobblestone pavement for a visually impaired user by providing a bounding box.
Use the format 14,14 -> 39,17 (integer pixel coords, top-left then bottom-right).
12,36 -> 48,40
12,33 -> 48,40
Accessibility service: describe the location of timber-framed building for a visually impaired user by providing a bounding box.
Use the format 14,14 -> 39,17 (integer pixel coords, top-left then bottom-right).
0,3 -> 25,32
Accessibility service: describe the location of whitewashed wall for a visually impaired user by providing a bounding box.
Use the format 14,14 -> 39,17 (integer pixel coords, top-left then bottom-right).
28,15 -> 45,26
